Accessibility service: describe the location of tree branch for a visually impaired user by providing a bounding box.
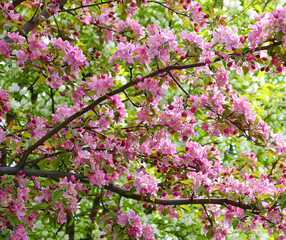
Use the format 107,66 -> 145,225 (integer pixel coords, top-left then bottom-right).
15,41 -> 283,169
105,184 -> 259,210
5,0 -> 68,43
168,71 -> 189,96
12,0 -> 25,8
60,1 -> 112,12
0,167 -> 84,179
0,167 -> 261,211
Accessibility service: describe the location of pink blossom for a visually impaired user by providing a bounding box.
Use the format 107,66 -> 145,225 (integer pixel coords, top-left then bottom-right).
215,67 -> 230,87
134,43 -> 150,64
117,211 -> 145,239
17,175 -> 28,188
0,129 -> 6,143
109,42 -> 136,64
87,74 -> 114,96
52,105 -> 78,122
212,26 -> 240,51
16,50 -> 29,67
143,224 -> 155,240
10,225 -> 28,240
115,18 -> 142,40
133,169 -> 157,197
7,32 -> 25,45
180,30 -> 203,49
13,202 -> 26,220
0,40 -> 11,58
57,208 -> 67,225
233,96 -> 251,115
88,166 -> 107,187
51,38 -> 86,71
35,188 -> 50,203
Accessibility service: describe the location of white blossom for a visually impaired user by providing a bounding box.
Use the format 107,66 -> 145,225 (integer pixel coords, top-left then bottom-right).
9,83 -> 20,92
9,99 -> 21,110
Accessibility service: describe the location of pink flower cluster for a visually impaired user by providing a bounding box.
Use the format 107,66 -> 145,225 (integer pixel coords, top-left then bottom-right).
115,18 -> 143,40
10,225 -> 28,240
212,26 -> 241,51
28,116 -> 48,140
117,211 -> 155,240
133,169 -> 158,197
87,74 -> 114,97
146,25 -> 184,64
51,38 -> 86,72
248,5 -> 286,48
0,90 -> 10,143
89,166 -> 108,188
180,30 -> 203,50
0,90 -> 9,118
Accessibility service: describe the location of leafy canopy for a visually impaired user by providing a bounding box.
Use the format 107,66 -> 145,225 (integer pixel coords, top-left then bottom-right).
1,0 -> 286,239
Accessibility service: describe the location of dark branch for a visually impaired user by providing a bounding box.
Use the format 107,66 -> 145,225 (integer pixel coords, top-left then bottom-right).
15,41 -> 283,169
5,0 -> 68,43
60,1 -> 111,12
12,0 -> 25,8
0,167 -> 259,211
0,167 -> 84,180
105,184 -> 258,210
168,71 -> 189,96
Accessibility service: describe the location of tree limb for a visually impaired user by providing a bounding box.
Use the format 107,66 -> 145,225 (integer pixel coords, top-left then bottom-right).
0,167 -> 259,211
12,0 -> 25,8
5,0 -> 68,43
105,184 -> 259,210
15,41 -> 283,169
0,167 -> 84,179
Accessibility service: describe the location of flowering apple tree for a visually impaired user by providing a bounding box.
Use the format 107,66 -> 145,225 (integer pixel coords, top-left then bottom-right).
1,0 -> 286,239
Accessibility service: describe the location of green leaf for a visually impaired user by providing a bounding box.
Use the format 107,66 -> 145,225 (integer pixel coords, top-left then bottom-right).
255,211 -> 266,219
169,81 -> 177,91
242,66 -> 249,76
121,10 -> 127,21
267,45 -> 275,55
7,215 -> 18,227
244,210 -> 254,217
168,9 -> 173,20
126,188 -> 135,195
116,234 -> 125,240
280,194 -> 286,210
206,227 -> 214,239
277,30 -> 283,42
146,91 -> 153,100
136,0 -> 142,7
216,215 -> 224,221
180,205 -> 191,212
182,21 -> 191,28
139,135 -> 148,145
222,108 -> 231,119
51,189 -> 64,202
177,209 -> 183,218
209,6 -> 214,17
254,5 -> 262,14
232,219 -> 239,230
163,208 -> 170,216
180,179 -> 192,185
33,204 -> 42,212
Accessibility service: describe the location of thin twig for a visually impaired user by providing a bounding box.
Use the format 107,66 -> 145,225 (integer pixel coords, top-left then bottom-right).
202,204 -> 213,227
60,1 -> 112,12
227,0 -> 255,23
168,71 -> 190,96
123,90 -> 140,107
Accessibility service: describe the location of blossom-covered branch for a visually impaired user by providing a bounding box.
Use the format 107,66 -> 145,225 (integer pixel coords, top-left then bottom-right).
4,0 -> 68,43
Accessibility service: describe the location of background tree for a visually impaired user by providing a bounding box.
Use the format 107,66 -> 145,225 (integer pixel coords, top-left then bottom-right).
1,0 -> 286,239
